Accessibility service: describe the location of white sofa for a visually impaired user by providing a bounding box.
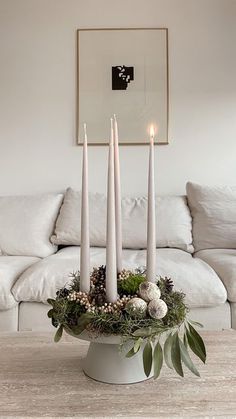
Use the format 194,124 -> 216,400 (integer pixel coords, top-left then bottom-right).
0,183 -> 235,332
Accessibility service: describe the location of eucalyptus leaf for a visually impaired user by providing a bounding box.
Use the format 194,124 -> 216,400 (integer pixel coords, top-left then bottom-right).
70,325 -> 85,335
171,332 -> 184,377
125,347 -> 136,358
47,298 -> 56,306
134,337 -> 143,353
47,309 -> 54,318
186,327 -> 206,364
164,333 -> 173,369
143,341 -> 153,377
54,324 -> 63,343
70,313 -> 94,335
153,342 -> 163,379
188,323 -> 206,358
51,317 -> 59,328
179,339 -> 200,377
133,327 -> 153,337
188,319 -> 204,328
183,332 -> 188,348
186,323 -> 206,363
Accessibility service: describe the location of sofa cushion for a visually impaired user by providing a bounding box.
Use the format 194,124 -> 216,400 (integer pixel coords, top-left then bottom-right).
51,188 -> 193,253
0,256 -> 39,309
195,249 -> 236,303
12,246 -> 226,308
0,193 -> 63,257
187,182 -> 236,251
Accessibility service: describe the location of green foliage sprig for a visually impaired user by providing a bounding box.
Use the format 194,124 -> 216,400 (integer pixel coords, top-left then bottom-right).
125,320 -> 206,380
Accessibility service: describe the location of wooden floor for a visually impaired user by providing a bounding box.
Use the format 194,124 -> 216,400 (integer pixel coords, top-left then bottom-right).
0,330 -> 236,418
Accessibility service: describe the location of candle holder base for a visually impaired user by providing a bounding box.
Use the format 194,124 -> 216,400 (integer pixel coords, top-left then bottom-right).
69,331 -> 153,384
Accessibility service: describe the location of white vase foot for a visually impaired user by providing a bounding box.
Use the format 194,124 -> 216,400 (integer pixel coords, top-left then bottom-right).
83,341 -> 153,384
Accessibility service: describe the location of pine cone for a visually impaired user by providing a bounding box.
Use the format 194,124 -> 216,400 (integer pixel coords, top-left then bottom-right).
95,293 -> 106,306
90,265 -> 107,306
164,277 -> 174,293
91,265 -> 106,286
56,288 -> 69,298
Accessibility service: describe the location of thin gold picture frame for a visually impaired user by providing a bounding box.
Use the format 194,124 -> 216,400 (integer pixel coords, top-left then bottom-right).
76,28 -> 169,146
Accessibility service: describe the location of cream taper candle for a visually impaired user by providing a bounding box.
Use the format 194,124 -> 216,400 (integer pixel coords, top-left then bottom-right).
113,115 -> 122,274
80,123 -> 90,293
106,118 -> 117,302
146,125 -> 156,282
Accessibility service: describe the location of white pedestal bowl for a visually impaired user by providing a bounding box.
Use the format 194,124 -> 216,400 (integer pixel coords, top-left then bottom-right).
66,329 -> 153,384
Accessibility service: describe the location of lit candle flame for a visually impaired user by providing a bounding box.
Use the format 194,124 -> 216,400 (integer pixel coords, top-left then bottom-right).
149,125 -> 155,139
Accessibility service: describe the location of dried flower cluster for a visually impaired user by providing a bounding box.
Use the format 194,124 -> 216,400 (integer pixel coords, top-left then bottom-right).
67,289 -> 132,314
118,269 -> 133,281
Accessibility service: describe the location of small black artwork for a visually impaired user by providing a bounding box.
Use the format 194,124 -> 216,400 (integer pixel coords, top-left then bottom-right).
112,65 -> 134,90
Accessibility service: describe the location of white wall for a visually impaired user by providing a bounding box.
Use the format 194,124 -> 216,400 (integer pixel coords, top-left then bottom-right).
0,0 -> 235,196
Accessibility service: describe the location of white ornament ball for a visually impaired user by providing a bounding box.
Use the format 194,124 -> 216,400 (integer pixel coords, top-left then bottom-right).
126,297 -> 147,318
148,299 -> 168,319
139,281 -> 161,302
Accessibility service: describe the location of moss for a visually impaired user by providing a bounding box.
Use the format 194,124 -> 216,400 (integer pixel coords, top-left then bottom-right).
118,273 -> 145,295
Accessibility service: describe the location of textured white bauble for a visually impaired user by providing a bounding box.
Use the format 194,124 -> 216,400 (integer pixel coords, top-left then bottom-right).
126,297 -> 148,318
139,281 -> 161,302
148,299 -> 168,319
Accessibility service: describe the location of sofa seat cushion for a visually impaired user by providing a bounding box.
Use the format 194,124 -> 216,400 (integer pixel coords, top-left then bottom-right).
51,188 -> 194,253
0,193 -> 63,257
0,256 -> 40,309
12,247 -> 226,308
195,249 -> 236,302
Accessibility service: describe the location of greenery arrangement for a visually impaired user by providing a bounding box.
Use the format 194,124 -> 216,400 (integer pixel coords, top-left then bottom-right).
48,266 -> 206,379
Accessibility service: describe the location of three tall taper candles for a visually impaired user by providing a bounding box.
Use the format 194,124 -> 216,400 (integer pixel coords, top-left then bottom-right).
80,123 -> 90,293
146,126 -> 156,282
105,119 -> 118,302
80,120 -> 156,300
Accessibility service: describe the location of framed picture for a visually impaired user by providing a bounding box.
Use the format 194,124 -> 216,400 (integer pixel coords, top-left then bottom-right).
77,28 -> 169,145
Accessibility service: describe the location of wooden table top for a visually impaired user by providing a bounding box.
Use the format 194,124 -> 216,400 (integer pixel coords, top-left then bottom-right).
0,330 -> 236,418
